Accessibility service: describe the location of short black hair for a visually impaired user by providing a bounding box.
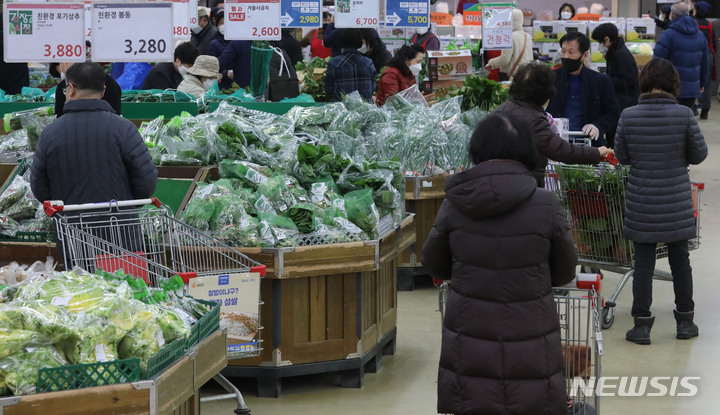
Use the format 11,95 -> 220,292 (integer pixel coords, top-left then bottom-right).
559,2 -> 575,18
591,23 -> 619,43
65,62 -> 105,92
174,42 -> 200,66
215,10 -> 224,25
387,44 -> 425,77
639,58 -> 680,96
338,29 -> 364,50
469,111 -> 539,170
559,31 -> 591,54
509,63 -> 556,107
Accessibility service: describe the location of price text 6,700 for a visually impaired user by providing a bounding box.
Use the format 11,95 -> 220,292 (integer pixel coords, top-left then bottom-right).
44,44 -> 83,59
355,17 -> 378,25
124,39 -> 167,55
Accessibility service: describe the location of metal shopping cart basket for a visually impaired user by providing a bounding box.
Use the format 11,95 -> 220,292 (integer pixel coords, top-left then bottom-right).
44,197 -> 265,414
438,280 -> 603,414
545,159 -> 705,329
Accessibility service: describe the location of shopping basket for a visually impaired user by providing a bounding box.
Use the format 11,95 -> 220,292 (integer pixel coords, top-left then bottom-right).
545,159 -> 705,329
44,197 -> 265,414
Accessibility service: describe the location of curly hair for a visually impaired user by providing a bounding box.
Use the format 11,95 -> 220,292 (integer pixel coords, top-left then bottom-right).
508,63 -> 557,107
639,58 -> 680,96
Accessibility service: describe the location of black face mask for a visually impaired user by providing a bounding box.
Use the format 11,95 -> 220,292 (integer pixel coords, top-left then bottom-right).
322,23 -> 329,31
561,56 -> 584,73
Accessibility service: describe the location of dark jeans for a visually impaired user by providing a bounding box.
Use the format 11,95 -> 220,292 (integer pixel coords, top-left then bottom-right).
677,98 -> 697,113
632,240 -> 694,317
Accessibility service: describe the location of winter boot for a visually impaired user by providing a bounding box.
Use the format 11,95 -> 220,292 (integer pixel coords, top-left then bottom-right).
626,316 -> 655,345
674,310 -> 699,339
700,109 -> 709,120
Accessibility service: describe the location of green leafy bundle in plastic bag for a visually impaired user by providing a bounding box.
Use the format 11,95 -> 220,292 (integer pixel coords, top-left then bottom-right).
257,212 -> 299,247
0,345 -> 68,395
343,189 -> 380,237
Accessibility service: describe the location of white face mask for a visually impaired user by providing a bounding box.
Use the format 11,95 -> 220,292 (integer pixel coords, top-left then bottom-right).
60,72 -> 66,81
191,25 -> 203,34
218,25 -> 225,36
598,44 -> 608,55
203,78 -> 216,89
561,11 -> 572,20
409,63 -> 422,76
415,27 -> 426,35
358,44 -> 369,54
178,65 -> 189,77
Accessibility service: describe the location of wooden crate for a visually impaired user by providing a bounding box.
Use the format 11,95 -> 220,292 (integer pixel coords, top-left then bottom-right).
400,175 -> 448,268
0,330 -> 226,415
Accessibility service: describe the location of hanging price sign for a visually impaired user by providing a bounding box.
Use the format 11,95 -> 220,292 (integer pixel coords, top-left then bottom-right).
91,2 -> 173,62
84,1 -> 92,40
3,2 -> 86,63
482,3 -> 514,50
335,0 -> 379,28
225,0 -> 282,40
385,0 -> 429,28
281,0 -> 321,28
172,0 -> 191,39
189,0 -> 199,27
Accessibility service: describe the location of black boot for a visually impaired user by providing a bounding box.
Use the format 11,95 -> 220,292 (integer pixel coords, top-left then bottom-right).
626,316 -> 655,345
700,109 -> 709,120
674,310 -> 699,339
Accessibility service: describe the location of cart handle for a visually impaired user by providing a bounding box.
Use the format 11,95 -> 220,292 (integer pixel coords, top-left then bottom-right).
43,198 -> 163,217
600,154 -> 620,166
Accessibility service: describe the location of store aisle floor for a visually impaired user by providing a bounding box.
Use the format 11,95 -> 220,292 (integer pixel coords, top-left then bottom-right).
203,110 -> 720,415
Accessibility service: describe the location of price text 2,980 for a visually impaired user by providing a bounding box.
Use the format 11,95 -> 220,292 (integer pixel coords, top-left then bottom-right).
124,39 -> 167,55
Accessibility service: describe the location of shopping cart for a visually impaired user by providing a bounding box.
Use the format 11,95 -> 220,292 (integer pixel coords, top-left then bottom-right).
545,160 -> 705,329
438,281 -> 603,414
44,197 -> 265,415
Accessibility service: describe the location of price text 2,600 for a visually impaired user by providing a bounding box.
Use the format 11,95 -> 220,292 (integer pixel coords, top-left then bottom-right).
252,27 -> 280,37
124,39 -> 167,55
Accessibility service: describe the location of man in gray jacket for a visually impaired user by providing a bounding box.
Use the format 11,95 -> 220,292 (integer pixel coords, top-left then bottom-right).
31,61 -> 157,206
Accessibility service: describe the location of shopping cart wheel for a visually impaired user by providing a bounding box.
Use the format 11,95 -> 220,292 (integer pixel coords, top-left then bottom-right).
234,409 -> 251,415
580,265 -> 604,279
601,306 -> 615,329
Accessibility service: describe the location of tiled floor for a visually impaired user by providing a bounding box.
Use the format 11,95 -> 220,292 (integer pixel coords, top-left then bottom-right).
203,107 -> 720,415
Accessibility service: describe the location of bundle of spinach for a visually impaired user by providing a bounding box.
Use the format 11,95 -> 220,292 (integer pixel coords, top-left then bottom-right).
295,57 -> 331,102
295,143 -> 351,185
448,75 -> 509,112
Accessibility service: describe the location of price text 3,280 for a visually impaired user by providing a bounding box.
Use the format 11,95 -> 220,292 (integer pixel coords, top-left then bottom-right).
124,39 -> 167,55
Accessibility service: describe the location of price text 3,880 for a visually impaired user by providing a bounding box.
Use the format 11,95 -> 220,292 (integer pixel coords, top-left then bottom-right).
124,39 -> 167,55
44,44 -> 83,59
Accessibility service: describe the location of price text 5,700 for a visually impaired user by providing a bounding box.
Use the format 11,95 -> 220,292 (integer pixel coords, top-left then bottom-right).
44,44 -> 83,59
124,39 -> 167,55
252,27 -> 280,37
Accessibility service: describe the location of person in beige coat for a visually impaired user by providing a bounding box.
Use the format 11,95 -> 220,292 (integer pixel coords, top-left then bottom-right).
484,8 -> 533,80
177,55 -> 221,99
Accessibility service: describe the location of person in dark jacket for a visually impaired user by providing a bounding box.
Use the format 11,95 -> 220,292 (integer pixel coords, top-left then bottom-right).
615,58 -> 707,345
31,62 -> 157,206
653,4 -> 672,31
591,23 -> 639,147
279,29 -> 304,67
0,21 -> 29,95
410,24 -> 440,51
218,40 -> 252,89
546,32 -> 620,148
693,1 -> 716,119
322,22 -> 342,57
653,1 -> 709,110
324,29 -> 377,102
359,29 -> 392,74
493,63 -> 613,186
207,10 -> 229,59
423,111 -> 576,415
55,62 -> 122,117
191,7 -> 218,55
142,42 -> 200,90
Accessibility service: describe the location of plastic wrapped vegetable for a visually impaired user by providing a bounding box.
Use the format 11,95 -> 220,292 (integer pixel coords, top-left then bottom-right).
286,203 -> 324,234
117,308 -> 163,371
343,189 -> 380,237
0,301 -> 78,345
257,212 -> 299,247
0,329 -> 41,359
0,345 -> 68,395
255,175 -> 297,214
0,175 -> 30,214
219,160 -> 271,188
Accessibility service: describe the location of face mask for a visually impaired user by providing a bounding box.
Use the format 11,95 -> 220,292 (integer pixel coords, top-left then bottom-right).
178,65 -> 189,77
598,44 -> 609,55
561,56 -> 584,73
60,72 -> 66,81
561,11 -> 572,20
415,27 -> 426,34
218,25 -> 225,35
409,63 -> 422,76
191,25 -> 202,34
203,78 -> 216,89
358,44 -> 369,54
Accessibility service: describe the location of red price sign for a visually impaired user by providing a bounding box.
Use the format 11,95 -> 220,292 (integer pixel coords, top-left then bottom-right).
225,0 -> 281,40
3,3 -> 86,63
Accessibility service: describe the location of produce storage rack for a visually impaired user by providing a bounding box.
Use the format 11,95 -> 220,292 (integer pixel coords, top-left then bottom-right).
398,174 -> 448,291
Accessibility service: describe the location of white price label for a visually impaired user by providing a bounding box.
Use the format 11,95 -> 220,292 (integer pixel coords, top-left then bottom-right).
189,0 -> 199,26
156,329 -> 165,347
225,0 -> 282,40
482,5 -> 513,50
95,344 -> 108,362
91,2 -> 173,62
51,296 -> 72,306
335,0 -> 379,28
172,0 -> 191,39
84,2 -> 92,40
3,3 -> 86,63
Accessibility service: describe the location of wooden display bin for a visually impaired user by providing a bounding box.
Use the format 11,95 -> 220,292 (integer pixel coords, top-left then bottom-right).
0,329 -> 227,415
222,215 -> 415,398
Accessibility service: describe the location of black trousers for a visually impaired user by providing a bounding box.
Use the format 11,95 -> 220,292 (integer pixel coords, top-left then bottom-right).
677,97 -> 697,113
632,240 -> 694,317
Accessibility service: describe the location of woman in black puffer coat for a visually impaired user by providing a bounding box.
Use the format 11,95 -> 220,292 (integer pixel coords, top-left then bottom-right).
615,58 -> 708,345
423,112 -> 576,415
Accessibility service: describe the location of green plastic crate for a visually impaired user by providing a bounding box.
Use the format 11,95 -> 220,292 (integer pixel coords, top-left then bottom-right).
144,337 -> 188,379
188,299 -> 220,348
0,230 -> 55,242
37,358 -> 141,393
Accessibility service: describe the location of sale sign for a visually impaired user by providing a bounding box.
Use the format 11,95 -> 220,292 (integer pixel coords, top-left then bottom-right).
3,2 -> 86,63
91,2 -> 173,62
335,0 -> 380,28
225,0 -> 282,40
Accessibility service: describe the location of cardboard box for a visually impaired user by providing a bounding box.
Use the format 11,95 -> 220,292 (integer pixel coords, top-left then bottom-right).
589,62 -> 607,73
589,19 -> 626,38
427,49 -> 472,81
633,54 -> 653,68
428,79 -> 464,93
539,41 -> 560,58
533,20 -> 559,42
625,18 -> 656,41
558,21 -> 588,39
590,43 -> 606,63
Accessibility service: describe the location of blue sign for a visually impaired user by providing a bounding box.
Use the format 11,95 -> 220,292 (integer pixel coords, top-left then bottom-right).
281,0 -> 321,28
218,274 -> 230,285
384,0 -> 429,27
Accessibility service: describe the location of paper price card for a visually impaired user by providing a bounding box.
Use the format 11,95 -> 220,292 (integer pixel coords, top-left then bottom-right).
281,0 -> 321,28
91,2 -> 173,62
385,0 -> 429,28
172,0 -> 191,39
482,3 -> 514,50
3,2 -> 86,63
335,0 -> 379,27
226,0 -> 282,40
84,1 -> 92,40
189,0 -> 199,26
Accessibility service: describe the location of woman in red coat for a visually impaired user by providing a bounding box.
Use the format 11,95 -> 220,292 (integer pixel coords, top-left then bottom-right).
376,44 -> 425,106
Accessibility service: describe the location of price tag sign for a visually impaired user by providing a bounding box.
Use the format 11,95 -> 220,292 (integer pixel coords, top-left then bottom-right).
172,0 -> 191,39
225,0 -> 282,40
482,3 -> 514,50
335,0 -> 379,27
281,0 -> 321,28
385,0 -> 429,28
3,2 -> 86,63
84,1 -> 92,40
189,0 -> 199,27
91,2 -> 173,62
